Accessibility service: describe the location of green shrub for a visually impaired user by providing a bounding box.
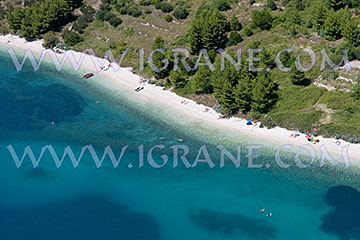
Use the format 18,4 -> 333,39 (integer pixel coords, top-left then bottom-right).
62,31 -> 83,46
132,9 -> 142,17
96,10 -> 107,21
139,0 -> 151,6
164,14 -> 173,22
119,7 -> 127,15
243,27 -> 253,36
251,10 -> 273,30
155,2 -> 162,9
230,14 -> 242,31
227,31 -> 243,46
144,9 -> 152,14
108,16 -> 122,27
266,0 -> 277,10
80,5 -> 95,15
213,0 -> 231,11
104,11 -> 116,21
42,31 -> 59,49
173,6 -> 189,20
160,2 -> 174,13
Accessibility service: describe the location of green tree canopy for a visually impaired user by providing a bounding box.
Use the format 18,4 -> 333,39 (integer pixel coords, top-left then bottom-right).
266,0 -> 277,10
290,66 -> 306,85
230,14 -> 242,31
323,13 -> 342,41
191,66 -> 213,94
42,31 -> 59,48
188,8 -> 229,54
62,31 -> 83,46
311,1 -> 328,32
251,10 -> 273,31
173,6 -> 189,20
251,73 -> 278,113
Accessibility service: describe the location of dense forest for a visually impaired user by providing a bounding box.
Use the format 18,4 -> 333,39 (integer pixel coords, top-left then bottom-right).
2,0 -> 360,142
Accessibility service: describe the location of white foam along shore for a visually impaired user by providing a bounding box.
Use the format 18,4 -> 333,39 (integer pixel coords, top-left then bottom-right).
1,34 -> 360,164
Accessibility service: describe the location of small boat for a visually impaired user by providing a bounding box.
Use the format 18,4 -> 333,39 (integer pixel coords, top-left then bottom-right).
82,73 -> 94,79
135,86 -> 144,92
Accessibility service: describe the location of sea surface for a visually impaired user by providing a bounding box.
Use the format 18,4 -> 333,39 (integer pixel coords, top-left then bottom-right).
0,46 -> 360,240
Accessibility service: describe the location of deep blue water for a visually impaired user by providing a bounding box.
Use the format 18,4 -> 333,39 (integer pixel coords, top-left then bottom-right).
0,46 -> 360,240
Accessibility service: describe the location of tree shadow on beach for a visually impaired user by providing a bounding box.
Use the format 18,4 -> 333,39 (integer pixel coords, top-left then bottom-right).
320,185 -> 360,240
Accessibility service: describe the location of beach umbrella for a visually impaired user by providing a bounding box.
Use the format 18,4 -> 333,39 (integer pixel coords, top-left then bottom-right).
305,135 -> 311,138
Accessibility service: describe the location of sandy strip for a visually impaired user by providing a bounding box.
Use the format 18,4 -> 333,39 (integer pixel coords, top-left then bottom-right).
1,34 -> 360,164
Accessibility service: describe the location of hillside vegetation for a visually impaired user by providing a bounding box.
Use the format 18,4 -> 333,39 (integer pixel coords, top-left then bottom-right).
3,0 -> 360,142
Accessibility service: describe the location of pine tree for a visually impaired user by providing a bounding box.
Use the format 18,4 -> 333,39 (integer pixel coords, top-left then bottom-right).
337,7 -> 352,36
324,13 -> 342,41
188,11 -> 206,54
42,31 -> 59,48
169,67 -> 189,89
153,36 -> 165,50
7,7 -> 25,32
251,73 -> 278,113
230,14 -> 242,31
343,18 -> 360,47
191,66 -> 213,94
325,0 -> 345,10
266,0 -> 277,10
251,10 -> 273,31
19,7 -> 37,38
290,66 -> 306,85
202,9 -> 229,51
188,9 -> 229,54
311,2 -> 328,32
234,62 -> 253,112
211,55 -> 239,111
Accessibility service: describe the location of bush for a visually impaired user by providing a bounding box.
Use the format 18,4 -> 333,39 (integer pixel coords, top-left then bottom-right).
173,6 -> 189,20
243,27 -> 254,36
213,0 -> 231,11
80,5 -> 95,15
160,2 -> 173,13
42,31 -> 59,49
139,0 -> 151,6
164,14 -> 173,22
227,31 -> 243,46
290,67 -> 308,86
73,10 -> 94,33
230,14 -> 242,31
155,2 -> 162,9
96,10 -> 107,21
62,31 -> 83,46
108,16 -> 122,27
119,7 -> 127,15
104,11 -> 116,21
266,0 -> 277,10
132,9 -> 142,17
251,10 -> 273,30
144,9 -> 152,14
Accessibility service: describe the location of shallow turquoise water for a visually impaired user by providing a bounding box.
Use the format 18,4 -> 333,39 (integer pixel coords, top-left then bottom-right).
0,46 -> 359,240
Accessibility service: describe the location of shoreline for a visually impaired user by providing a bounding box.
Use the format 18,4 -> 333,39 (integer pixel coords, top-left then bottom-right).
1,34 -> 360,163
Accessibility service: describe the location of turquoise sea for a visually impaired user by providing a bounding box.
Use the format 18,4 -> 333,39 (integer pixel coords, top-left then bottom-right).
0,46 -> 359,240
